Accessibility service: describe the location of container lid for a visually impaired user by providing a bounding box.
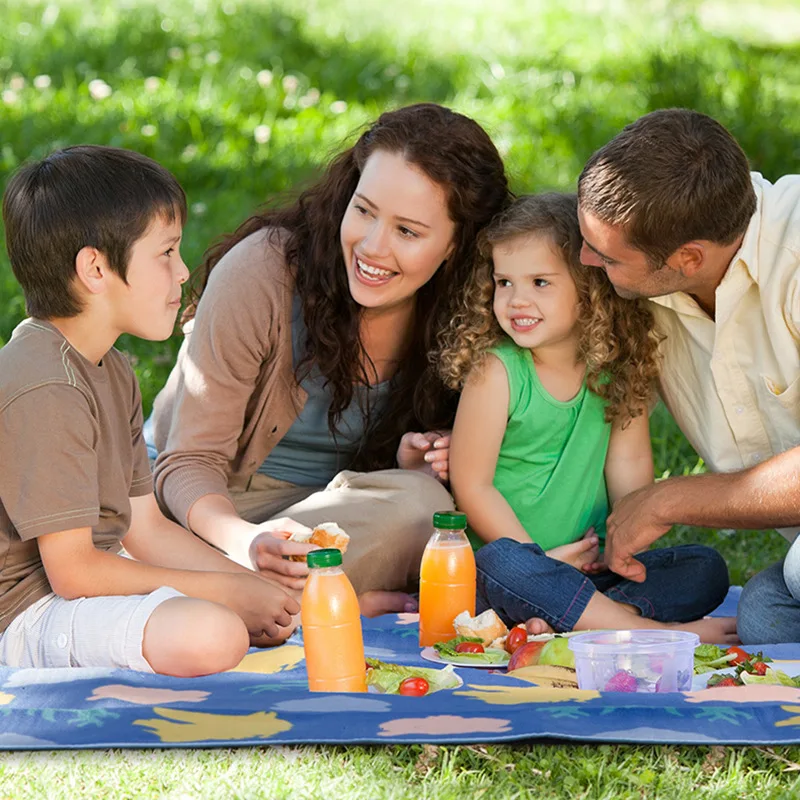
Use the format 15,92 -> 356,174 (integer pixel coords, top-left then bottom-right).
433,510 -> 467,529
307,548 -> 343,568
568,629 -> 700,655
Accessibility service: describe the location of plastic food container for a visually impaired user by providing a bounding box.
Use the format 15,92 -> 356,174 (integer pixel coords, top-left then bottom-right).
568,630 -> 699,693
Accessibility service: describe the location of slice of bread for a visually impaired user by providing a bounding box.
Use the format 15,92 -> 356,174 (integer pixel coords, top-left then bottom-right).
287,522 -> 350,562
453,609 -> 508,645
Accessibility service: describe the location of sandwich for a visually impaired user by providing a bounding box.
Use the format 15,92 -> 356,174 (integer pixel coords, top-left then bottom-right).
287,522 -> 350,562
453,608 -> 508,646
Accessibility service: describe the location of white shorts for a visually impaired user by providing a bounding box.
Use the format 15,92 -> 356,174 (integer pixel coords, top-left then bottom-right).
0,585 -> 184,672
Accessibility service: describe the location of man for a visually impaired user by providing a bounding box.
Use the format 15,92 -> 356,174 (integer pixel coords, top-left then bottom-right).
577,108 -> 800,644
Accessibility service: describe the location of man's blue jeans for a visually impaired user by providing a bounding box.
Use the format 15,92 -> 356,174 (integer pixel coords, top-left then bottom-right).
475,538 -> 730,631
738,535 -> 800,644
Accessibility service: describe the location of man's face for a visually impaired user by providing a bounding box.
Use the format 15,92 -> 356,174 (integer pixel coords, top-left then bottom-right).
578,206 -> 686,299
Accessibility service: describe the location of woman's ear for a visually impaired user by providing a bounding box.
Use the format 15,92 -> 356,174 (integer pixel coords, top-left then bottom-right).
74,246 -> 110,296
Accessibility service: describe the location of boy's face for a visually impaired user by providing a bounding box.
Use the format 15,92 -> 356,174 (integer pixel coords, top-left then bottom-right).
108,213 -> 188,341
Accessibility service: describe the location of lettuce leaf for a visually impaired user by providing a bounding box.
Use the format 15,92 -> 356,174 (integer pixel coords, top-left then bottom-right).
365,658 -> 461,694
433,636 -> 510,665
693,644 -> 736,674
740,668 -> 799,687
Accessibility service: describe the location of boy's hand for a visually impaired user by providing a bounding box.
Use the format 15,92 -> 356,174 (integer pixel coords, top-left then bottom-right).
233,573 -> 300,644
396,430 -> 450,483
248,518 -> 317,591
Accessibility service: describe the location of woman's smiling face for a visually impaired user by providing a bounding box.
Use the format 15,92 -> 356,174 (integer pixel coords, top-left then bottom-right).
339,149 -> 456,316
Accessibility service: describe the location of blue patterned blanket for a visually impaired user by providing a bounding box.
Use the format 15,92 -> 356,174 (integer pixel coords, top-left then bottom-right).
3,586 -> 800,749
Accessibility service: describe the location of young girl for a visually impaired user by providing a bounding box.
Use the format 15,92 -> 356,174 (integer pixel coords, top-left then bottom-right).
440,193 -> 736,643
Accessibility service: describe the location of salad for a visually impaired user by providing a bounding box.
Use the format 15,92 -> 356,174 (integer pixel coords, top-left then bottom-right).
365,658 -> 461,695
693,644 -> 800,688
432,636 -> 510,666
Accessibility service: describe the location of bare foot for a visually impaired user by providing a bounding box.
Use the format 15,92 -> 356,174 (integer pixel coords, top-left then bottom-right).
525,617 -> 555,636
358,590 -> 419,618
676,616 -> 739,645
547,531 -> 600,571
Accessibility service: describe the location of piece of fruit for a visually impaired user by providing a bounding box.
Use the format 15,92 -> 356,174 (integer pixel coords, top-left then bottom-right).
751,661 -> 769,676
709,676 -> 739,688
398,677 -> 430,696
507,641 -> 547,672
505,626 -> 528,655
507,664 -> 579,688
538,637 -> 576,669
603,670 -> 639,692
455,642 -> 485,654
725,646 -> 751,666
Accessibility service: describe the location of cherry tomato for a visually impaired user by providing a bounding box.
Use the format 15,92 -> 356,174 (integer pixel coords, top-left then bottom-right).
398,676 -> 430,696
505,626 -> 528,655
455,642 -> 485,654
725,646 -> 751,666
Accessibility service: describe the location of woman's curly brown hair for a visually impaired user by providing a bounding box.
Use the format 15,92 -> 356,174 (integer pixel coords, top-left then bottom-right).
437,193 -> 662,424
183,103 -> 511,469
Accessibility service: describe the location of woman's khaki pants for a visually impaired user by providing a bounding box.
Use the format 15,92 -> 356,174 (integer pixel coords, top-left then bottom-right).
231,469 -> 454,595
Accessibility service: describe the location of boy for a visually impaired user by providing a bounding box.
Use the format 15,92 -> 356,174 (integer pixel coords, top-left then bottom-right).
0,145 -> 300,675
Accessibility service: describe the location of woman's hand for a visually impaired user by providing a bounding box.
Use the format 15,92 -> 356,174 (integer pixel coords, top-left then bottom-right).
247,517 -> 318,591
396,430 -> 451,483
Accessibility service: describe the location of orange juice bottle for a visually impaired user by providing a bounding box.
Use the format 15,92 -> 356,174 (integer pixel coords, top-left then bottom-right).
419,510 -> 476,647
301,548 -> 367,692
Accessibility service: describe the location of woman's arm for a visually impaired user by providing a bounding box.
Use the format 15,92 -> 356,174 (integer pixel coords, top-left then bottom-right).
604,411 -> 654,506
153,230 -> 291,530
449,355 -> 531,544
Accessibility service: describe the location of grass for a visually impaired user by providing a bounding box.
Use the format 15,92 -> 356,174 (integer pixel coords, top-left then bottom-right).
1,0 -> 800,795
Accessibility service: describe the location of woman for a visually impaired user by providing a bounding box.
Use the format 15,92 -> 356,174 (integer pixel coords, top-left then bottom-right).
151,103 -> 511,615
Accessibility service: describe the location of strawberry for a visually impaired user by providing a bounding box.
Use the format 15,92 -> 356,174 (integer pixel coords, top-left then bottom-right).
751,661 -> 769,676
604,670 -> 639,692
711,677 -> 739,688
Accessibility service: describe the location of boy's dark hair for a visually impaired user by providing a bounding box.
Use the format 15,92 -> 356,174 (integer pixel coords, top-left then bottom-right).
578,108 -> 756,266
2,145 -> 187,319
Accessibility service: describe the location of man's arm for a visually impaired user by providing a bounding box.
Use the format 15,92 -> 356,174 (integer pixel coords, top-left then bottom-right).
605,445 -> 800,581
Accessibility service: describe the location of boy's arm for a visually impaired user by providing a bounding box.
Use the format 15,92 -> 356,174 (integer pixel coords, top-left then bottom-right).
124,492 -> 261,574
449,355 -> 531,545
604,411 -> 654,507
37,524 -> 299,642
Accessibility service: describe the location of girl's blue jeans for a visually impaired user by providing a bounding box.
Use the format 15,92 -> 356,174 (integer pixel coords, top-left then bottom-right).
475,538 -> 730,631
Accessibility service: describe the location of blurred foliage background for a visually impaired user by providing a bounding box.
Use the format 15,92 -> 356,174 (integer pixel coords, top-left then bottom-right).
2,0 -> 800,584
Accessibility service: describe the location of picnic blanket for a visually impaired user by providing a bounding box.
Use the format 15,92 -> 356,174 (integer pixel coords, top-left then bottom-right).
3,586 -> 800,749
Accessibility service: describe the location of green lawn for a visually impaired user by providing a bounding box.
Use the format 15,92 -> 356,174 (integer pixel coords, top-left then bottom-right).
2,0 -> 800,795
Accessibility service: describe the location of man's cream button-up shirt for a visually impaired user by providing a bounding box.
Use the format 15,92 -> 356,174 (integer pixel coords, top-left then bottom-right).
649,173 -> 800,541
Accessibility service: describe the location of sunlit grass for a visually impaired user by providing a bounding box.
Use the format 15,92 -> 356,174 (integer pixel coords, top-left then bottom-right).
1,0 -> 800,792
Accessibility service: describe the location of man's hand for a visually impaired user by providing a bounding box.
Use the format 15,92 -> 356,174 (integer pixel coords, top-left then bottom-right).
605,483 -> 673,582
248,517 -> 317,591
396,430 -> 450,483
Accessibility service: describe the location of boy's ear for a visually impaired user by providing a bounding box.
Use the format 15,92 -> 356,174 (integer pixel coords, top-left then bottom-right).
74,246 -> 111,296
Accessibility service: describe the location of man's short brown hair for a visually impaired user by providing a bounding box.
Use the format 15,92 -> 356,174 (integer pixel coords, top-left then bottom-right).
578,109 -> 757,266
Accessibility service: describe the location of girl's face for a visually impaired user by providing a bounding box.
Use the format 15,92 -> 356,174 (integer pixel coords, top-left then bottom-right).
492,233 -> 581,354
340,150 -> 456,316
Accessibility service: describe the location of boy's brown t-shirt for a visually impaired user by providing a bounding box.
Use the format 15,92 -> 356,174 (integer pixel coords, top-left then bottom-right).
0,319 -> 153,632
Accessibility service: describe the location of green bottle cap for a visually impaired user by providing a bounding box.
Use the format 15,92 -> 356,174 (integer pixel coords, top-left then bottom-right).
432,510 -> 467,529
307,548 -> 343,568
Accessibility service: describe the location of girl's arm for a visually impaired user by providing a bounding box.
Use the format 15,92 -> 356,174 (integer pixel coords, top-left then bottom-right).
449,355 -> 531,544
604,411 -> 654,506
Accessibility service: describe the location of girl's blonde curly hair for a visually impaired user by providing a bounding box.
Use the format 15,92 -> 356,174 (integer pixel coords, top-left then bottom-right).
436,193 -> 662,424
